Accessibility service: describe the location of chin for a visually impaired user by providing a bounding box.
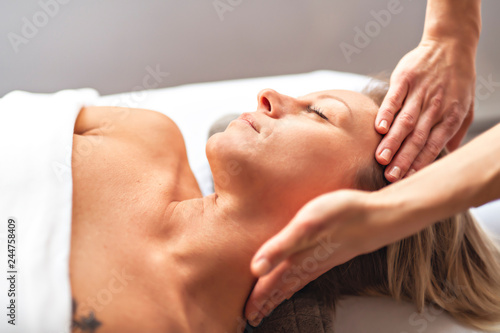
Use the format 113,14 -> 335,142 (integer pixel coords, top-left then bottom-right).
207,129 -> 256,159
206,132 -> 255,183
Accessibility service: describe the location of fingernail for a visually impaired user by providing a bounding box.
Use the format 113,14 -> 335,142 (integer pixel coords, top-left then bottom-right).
406,168 -> 416,177
252,257 -> 271,276
379,119 -> 388,131
248,312 -> 259,324
248,313 -> 263,327
380,148 -> 392,163
388,166 -> 401,180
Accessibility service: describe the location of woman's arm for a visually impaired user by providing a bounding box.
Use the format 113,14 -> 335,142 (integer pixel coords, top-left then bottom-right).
375,0 -> 481,182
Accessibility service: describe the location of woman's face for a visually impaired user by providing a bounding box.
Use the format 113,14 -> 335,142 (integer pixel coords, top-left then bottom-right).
207,88 -> 382,212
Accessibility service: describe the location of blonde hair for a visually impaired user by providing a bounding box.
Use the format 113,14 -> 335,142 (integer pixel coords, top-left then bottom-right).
304,80 -> 500,331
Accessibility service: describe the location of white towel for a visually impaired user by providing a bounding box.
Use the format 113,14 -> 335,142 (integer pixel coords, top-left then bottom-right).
0,89 -> 99,333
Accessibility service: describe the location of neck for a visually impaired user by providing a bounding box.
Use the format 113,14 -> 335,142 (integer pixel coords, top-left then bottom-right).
161,191 -> 290,332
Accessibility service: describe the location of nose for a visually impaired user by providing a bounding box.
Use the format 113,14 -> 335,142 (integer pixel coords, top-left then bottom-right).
257,88 -> 291,118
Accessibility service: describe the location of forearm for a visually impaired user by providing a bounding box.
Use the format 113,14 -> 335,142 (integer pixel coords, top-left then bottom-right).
422,0 -> 481,45
373,123 -> 500,239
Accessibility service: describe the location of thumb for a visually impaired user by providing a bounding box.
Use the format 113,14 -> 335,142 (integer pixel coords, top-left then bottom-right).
246,250 -> 327,326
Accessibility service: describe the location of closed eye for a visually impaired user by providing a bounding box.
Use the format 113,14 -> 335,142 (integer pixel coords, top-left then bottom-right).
307,106 -> 329,121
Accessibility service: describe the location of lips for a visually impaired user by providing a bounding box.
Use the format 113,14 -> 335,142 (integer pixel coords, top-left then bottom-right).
239,113 -> 259,133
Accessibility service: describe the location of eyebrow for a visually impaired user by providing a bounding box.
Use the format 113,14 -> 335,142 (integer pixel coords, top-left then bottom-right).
317,94 -> 352,115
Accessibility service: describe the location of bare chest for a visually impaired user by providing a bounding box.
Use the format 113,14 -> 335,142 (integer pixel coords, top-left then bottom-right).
69,111 -> 202,331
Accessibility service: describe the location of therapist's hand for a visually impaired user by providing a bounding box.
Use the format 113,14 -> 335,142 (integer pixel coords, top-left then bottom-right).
375,39 -> 475,182
245,190 -> 390,327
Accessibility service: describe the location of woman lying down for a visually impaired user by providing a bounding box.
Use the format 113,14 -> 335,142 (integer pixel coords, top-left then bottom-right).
70,85 -> 500,333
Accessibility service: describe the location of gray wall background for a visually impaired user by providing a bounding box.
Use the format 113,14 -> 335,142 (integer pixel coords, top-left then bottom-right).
1,0 -> 499,134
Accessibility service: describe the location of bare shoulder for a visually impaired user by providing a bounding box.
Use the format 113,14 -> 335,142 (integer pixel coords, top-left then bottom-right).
74,106 -> 186,155
71,106 -> 201,201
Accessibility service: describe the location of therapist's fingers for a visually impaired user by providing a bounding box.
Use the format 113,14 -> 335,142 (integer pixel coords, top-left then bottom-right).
383,91 -> 442,182
250,216 -> 318,277
408,113 -> 461,173
375,76 -> 409,134
376,92 -> 423,167
245,247 -> 339,327
251,190 -> 365,277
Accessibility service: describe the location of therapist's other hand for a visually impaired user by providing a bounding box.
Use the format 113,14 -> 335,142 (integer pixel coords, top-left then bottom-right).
375,39 -> 475,182
245,190 -> 386,327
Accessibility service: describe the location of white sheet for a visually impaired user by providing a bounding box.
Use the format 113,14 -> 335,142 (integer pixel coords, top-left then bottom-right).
0,89 -> 99,333
334,296 -> 487,333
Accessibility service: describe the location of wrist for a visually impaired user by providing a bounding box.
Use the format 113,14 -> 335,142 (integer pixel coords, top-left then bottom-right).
364,190 -> 419,244
422,0 -> 481,51
420,33 -> 479,57
422,24 -> 480,47
417,37 -> 478,66
367,175 -> 448,244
